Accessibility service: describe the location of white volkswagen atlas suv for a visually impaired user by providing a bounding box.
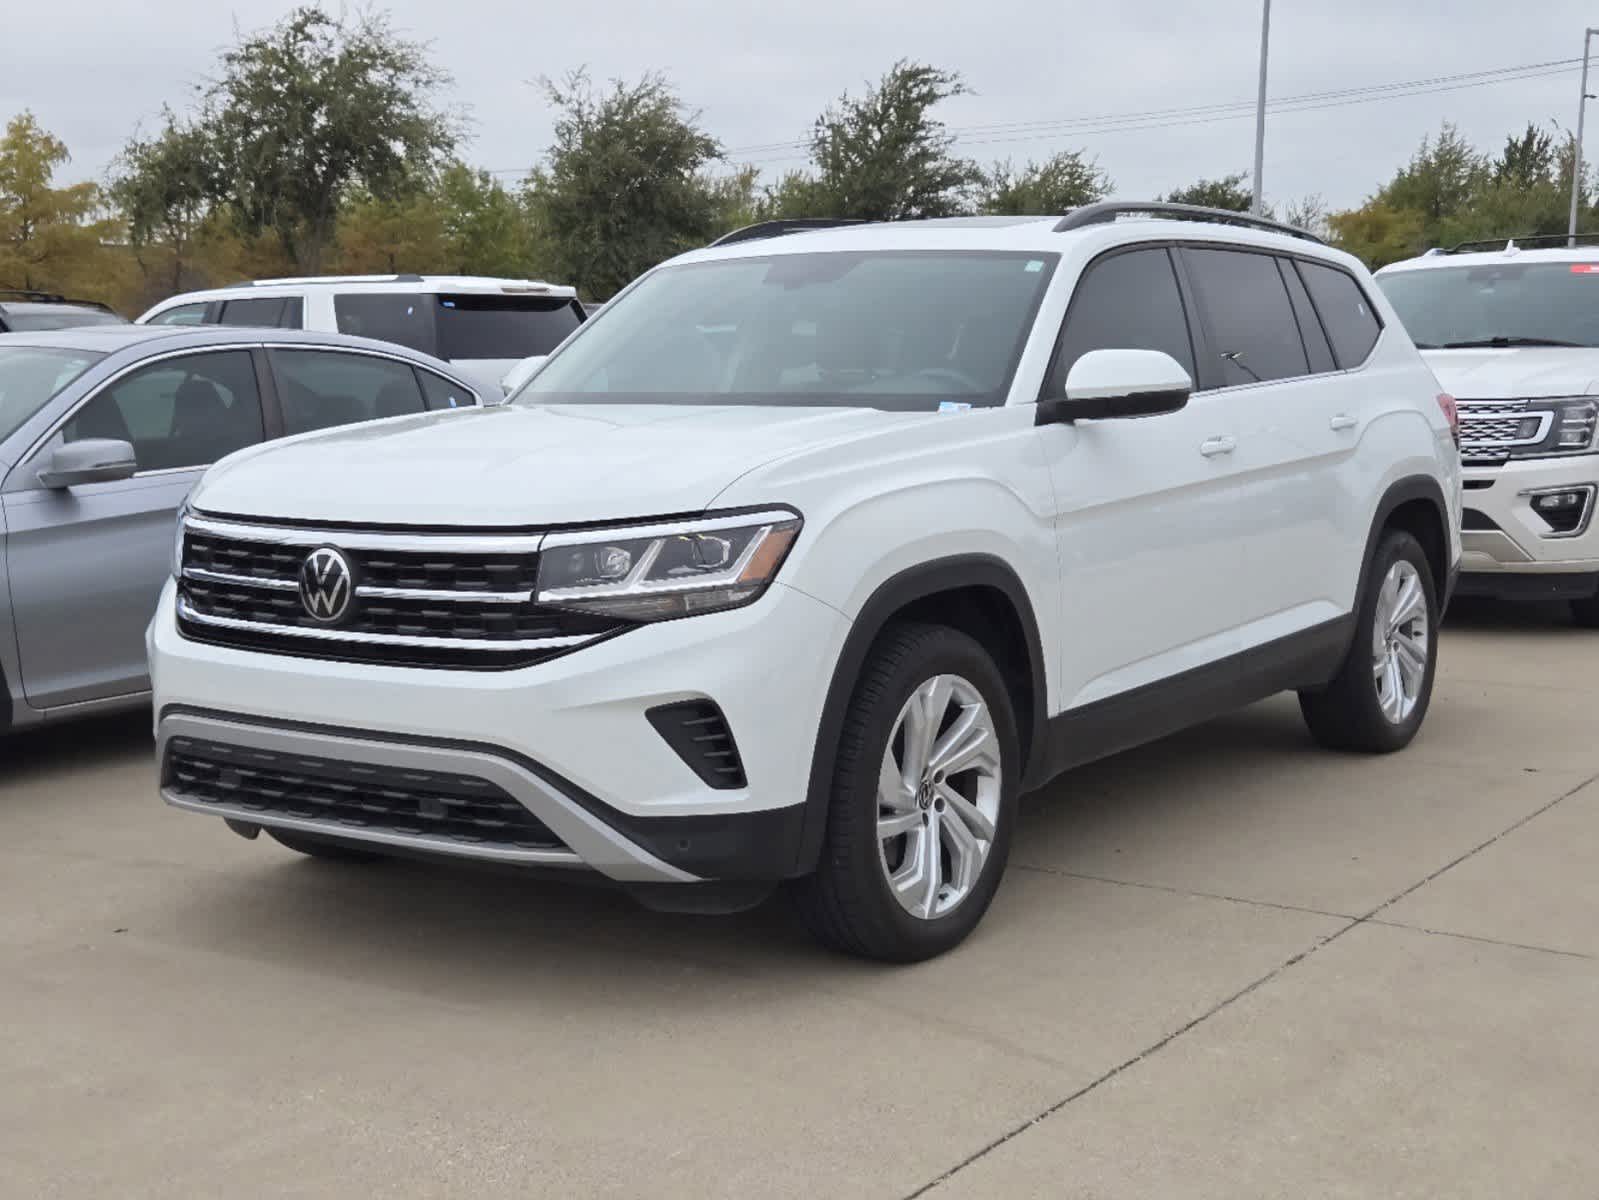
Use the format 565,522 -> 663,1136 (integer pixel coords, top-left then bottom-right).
1379,237 -> 1599,624
149,203 -> 1461,961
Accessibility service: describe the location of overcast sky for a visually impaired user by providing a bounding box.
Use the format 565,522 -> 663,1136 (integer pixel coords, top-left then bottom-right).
6,1 -> 1596,212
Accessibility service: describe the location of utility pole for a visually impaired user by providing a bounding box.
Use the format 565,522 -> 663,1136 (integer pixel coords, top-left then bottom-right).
1569,27 -> 1598,245
1252,0 -> 1272,216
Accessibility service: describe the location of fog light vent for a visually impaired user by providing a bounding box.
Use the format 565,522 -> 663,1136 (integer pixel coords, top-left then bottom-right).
647,700 -> 747,789
1526,485 -> 1596,537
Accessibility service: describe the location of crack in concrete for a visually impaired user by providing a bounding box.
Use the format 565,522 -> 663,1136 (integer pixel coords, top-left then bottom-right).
904,767 -> 1599,1199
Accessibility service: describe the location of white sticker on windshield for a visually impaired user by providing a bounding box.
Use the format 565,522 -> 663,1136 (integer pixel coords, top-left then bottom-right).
938,401 -> 972,413
1025,260 -> 1044,272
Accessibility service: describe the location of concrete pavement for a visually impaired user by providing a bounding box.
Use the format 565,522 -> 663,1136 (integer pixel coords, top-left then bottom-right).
2,601 -> 1595,1198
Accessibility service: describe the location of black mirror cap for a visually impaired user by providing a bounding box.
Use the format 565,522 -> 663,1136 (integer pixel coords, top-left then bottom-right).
1035,387 -> 1190,426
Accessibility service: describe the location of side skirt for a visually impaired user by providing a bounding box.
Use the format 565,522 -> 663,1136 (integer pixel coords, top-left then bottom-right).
1032,615 -> 1354,785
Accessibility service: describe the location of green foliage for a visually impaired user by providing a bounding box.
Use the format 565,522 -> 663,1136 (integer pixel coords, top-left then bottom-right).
981,151 -> 1112,215
525,71 -> 722,299
1327,201 -> 1428,268
780,61 -> 983,220
0,112 -> 124,302
1164,172 -> 1255,213
1375,123 -> 1485,226
202,6 -> 459,271
109,112 -> 216,294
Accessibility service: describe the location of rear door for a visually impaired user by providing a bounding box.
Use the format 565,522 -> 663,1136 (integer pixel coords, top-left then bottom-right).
265,347 -> 432,436
1179,246 -> 1372,649
3,348 -> 266,707
1039,245 -> 1247,714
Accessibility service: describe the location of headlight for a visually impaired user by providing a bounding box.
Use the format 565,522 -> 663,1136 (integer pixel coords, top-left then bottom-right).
536,509 -> 801,621
1505,397 -> 1599,459
171,501 -> 191,580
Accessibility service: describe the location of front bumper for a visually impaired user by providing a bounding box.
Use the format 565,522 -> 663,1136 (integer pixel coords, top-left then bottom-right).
149,578 -> 851,883
1457,457 -> 1599,597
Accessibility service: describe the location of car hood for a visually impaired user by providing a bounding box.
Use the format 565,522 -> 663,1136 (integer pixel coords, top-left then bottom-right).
1422,348 -> 1599,399
193,402 -> 921,526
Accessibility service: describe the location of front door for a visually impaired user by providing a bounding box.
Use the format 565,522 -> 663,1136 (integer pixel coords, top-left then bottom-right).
3,348 -> 264,709
1039,246 -> 1246,723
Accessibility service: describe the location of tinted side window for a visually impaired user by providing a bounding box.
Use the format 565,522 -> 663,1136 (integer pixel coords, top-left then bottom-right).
417,370 -> 476,411
146,303 -> 209,327
217,297 -> 290,328
333,293 -> 436,355
435,296 -> 583,360
270,349 -> 427,436
1298,262 -> 1382,368
63,350 -> 263,471
1052,248 -> 1196,387
1184,248 -> 1309,386
1279,260 -> 1336,373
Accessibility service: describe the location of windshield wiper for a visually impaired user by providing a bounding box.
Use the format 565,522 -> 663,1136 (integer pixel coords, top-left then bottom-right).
1432,336 -> 1584,349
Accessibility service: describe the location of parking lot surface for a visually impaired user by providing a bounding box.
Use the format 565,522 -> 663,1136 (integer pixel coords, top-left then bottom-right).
3,602 -> 1597,1198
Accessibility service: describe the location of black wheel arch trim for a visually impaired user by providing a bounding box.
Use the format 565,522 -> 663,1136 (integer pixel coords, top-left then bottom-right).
1360,474 -> 1454,614
794,553 -> 1049,877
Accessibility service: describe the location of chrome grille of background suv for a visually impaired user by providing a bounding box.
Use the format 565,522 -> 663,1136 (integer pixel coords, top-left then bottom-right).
1456,398 -> 1551,466
176,515 -> 622,669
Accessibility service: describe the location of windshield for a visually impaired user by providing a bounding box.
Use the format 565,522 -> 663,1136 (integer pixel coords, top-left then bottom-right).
0,346 -> 104,442
1378,262 -> 1599,348
519,250 -> 1059,411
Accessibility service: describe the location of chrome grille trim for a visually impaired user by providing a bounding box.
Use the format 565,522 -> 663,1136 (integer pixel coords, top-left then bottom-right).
184,567 -> 299,592
1456,399 -> 1555,464
179,567 -> 530,605
176,597 -> 597,653
185,513 -> 546,555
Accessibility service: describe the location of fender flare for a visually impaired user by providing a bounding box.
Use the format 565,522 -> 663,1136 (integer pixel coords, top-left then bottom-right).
793,553 -> 1048,875
1357,474 -> 1453,613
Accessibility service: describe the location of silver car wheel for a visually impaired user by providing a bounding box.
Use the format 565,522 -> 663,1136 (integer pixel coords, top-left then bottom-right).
876,673 -> 1003,920
1371,559 -> 1429,724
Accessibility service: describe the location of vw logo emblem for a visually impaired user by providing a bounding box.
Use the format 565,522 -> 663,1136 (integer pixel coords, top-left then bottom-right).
299,547 -> 353,623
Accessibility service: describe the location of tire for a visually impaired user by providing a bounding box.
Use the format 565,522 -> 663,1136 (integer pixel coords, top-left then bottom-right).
1300,529 -> 1438,753
1571,594 -> 1599,628
791,621 -> 1020,962
267,829 -> 387,863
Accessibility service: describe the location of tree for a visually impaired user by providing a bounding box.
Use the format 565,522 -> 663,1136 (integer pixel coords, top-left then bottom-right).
526,71 -> 722,298
203,6 -> 459,272
0,111 -> 122,299
109,112 -> 216,295
1376,123 -> 1485,228
1162,172 -> 1255,212
1495,122 -> 1556,189
1283,194 -> 1330,239
982,151 -> 1111,215
1327,201 -> 1426,268
790,61 -> 983,220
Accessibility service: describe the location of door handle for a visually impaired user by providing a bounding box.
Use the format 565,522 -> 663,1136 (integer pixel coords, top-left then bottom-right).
1329,414 -> 1358,432
1199,435 -> 1237,457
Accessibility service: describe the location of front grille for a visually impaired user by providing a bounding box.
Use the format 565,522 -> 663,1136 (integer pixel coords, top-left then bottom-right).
164,736 -> 565,850
177,517 -> 623,669
1457,399 -> 1547,465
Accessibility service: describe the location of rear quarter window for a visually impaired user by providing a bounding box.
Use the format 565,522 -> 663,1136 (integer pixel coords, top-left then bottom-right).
1298,262 -> 1382,368
334,293 -> 437,355
435,295 -> 582,361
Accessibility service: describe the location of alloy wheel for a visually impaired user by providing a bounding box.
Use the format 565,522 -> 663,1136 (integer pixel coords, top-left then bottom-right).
876,674 -> 1003,920
1371,559 -> 1429,724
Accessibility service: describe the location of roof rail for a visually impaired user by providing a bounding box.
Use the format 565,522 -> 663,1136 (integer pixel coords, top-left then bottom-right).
1053,201 -> 1326,245
1443,232 -> 1599,254
708,218 -> 868,248
0,289 -> 114,311
219,272 -> 430,288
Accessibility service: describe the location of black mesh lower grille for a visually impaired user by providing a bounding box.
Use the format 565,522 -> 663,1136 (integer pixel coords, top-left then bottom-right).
164,736 -> 565,851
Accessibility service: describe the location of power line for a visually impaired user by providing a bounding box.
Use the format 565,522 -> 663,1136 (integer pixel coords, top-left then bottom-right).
483,55 -> 1580,178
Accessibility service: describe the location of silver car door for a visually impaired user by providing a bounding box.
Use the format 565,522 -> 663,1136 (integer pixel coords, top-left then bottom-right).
3,348 -> 265,709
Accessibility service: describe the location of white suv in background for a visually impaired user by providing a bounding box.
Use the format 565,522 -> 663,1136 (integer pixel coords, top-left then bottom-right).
1379,239 -> 1599,625
149,204 -> 1461,961
137,274 -> 584,395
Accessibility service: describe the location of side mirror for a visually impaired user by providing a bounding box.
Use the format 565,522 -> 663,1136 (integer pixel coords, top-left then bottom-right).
37,439 -> 138,489
499,354 -> 548,398
1037,349 -> 1192,425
